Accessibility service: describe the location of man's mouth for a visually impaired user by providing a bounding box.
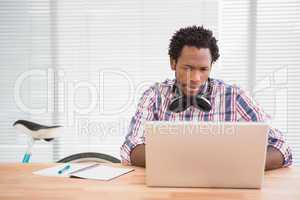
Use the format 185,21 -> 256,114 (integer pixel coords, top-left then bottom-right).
185,86 -> 200,94
186,84 -> 201,90
178,83 -> 203,96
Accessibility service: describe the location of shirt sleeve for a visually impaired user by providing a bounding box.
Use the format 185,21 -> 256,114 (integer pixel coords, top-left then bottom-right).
120,86 -> 157,165
235,88 -> 293,167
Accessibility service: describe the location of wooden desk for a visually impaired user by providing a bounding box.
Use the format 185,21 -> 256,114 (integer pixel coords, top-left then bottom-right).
0,163 -> 300,200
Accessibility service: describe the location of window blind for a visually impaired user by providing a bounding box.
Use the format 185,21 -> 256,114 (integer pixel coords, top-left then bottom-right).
0,0 -> 54,162
217,0 -> 251,90
254,0 -> 300,165
53,0 -> 219,161
221,0 -> 300,165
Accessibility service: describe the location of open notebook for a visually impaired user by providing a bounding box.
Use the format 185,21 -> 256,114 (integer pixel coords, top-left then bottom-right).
33,163 -> 134,181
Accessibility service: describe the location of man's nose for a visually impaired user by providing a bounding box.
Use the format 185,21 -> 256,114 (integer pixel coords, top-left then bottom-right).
189,70 -> 202,83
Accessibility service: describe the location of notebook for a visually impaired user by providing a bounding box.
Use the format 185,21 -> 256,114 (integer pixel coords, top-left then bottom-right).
33,163 -> 134,180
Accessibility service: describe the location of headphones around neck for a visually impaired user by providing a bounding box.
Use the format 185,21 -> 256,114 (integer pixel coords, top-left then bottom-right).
168,78 -> 213,113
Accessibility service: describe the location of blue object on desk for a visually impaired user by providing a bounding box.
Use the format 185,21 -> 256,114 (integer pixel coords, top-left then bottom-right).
58,164 -> 71,174
22,153 -> 31,163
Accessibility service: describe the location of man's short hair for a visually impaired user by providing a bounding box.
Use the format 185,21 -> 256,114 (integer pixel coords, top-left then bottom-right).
168,25 -> 220,63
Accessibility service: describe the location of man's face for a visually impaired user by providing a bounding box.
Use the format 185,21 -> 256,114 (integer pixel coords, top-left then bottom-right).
170,46 -> 212,97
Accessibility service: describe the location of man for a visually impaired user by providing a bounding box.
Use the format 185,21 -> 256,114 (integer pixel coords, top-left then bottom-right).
120,26 -> 292,170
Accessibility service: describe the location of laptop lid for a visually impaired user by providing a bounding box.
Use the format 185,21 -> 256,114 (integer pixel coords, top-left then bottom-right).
145,121 -> 268,188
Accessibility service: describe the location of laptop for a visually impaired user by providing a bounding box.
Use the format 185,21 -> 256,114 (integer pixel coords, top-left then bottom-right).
144,121 -> 268,188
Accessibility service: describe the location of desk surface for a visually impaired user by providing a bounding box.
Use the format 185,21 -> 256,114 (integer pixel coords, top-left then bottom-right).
0,163 -> 300,200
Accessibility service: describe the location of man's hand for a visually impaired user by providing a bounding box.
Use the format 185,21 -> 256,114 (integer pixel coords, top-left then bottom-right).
130,144 -> 146,167
265,146 -> 284,171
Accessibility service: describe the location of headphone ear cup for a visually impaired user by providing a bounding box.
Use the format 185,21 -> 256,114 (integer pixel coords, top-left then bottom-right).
195,95 -> 212,112
168,96 -> 188,113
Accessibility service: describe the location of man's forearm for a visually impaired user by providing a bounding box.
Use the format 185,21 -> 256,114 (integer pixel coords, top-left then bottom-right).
265,146 -> 284,171
130,144 -> 146,167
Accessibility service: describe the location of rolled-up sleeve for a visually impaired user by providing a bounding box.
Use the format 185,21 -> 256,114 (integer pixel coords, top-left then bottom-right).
120,86 -> 157,165
236,88 -> 293,167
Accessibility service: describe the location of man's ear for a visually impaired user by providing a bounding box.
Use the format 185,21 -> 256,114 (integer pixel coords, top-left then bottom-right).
170,58 -> 176,71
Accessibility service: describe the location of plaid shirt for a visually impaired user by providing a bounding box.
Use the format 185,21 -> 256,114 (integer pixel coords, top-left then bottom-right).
120,78 -> 292,166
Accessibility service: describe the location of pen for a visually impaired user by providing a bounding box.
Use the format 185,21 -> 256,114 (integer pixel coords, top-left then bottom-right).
58,164 -> 71,174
